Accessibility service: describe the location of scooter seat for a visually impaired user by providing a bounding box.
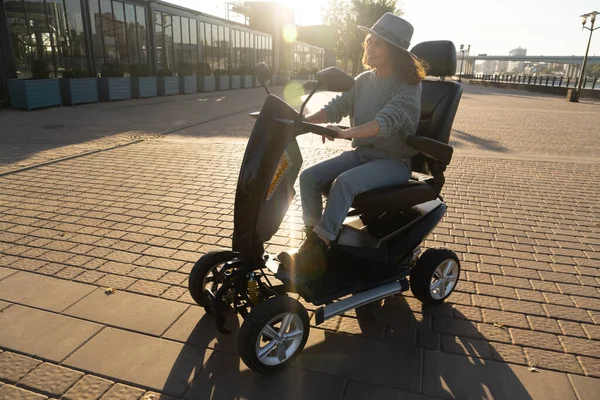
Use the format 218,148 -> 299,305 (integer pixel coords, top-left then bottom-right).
352,179 -> 438,213
324,178 -> 438,214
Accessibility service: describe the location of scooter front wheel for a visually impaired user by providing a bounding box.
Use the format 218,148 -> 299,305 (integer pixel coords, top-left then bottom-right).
410,248 -> 461,305
188,250 -> 237,311
238,296 -> 310,374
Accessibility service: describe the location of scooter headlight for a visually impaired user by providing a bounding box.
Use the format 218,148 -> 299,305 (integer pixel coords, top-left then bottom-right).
266,150 -> 291,201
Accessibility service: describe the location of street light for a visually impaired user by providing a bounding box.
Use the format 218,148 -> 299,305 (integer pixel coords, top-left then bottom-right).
459,44 -> 470,82
569,11 -> 599,102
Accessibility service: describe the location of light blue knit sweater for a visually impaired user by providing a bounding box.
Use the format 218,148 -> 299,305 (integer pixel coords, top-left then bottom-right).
322,70 -> 422,161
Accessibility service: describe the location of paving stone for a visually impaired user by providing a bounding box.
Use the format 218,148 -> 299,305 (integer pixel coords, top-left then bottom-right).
582,323 -> 600,340
339,316 -> 386,340
140,392 -> 180,400
433,316 -> 479,339
559,336 -> 600,358
477,323 -> 511,343
20,363 -> 84,397
544,304 -> 594,324
95,274 -> 136,290
524,348 -> 584,375
482,309 -> 529,329
291,329 -> 422,392
489,342 -> 527,365
417,330 -> 440,351
63,375 -> 114,400
501,298 -> 546,316
0,267 -> 17,281
441,335 -> 491,359
74,270 -> 106,284
0,271 -> 95,312
578,357 -> 600,378
185,352 -> 345,400
510,328 -> 564,352
570,374 -> 600,400
543,292 -> 576,307
527,315 -> 562,334
341,379 -> 437,400
64,328 -> 212,397
0,305 -> 102,362
0,352 -> 42,383
423,349 -> 577,399
99,383 -> 145,400
64,288 -> 187,336
0,300 -> 10,312
559,320 -> 589,338
0,384 -> 48,400
472,294 -> 501,309
127,280 -> 170,297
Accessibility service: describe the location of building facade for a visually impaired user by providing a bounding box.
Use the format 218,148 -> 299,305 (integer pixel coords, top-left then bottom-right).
0,0 -> 327,103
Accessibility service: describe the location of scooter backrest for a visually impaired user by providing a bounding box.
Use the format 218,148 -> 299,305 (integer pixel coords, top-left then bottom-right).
409,40 -> 463,175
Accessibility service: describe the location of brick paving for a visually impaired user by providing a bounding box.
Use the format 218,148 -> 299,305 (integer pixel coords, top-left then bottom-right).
0,83 -> 599,399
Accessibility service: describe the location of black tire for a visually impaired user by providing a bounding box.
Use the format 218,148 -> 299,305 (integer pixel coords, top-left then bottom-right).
188,250 -> 237,309
410,248 -> 461,305
238,296 -> 310,374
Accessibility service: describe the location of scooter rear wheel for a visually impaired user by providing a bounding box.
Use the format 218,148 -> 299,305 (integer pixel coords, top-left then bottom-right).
188,250 -> 237,311
410,248 -> 461,305
238,296 -> 310,374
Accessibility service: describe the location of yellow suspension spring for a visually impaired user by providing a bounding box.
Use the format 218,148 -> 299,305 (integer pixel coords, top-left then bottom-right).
247,278 -> 260,305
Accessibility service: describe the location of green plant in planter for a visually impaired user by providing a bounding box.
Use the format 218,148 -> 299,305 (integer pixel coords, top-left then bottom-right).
311,68 -> 318,74
299,68 -> 311,75
196,63 -> 212,76
63,69 -> 90,79
100,63 -> 124,78
239,65 -> 253,75
178,63 -> 195,76
32,60 -> 50,79
213,69 -> 227,76
158,68 -> 174,76
130,63 -> 152,77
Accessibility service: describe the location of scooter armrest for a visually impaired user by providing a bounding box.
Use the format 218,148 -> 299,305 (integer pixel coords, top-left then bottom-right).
407,136 -> 453,166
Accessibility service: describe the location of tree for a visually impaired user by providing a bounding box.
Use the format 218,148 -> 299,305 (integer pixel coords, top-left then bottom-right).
323,0 -> 401,76
586,64 -> 600,79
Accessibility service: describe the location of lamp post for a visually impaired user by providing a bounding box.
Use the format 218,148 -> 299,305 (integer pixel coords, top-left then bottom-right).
570,11 -> 599,102
459,44 -> 470,82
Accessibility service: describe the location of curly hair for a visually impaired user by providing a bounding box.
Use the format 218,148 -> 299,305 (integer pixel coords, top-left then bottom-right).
362,34 -> 427,85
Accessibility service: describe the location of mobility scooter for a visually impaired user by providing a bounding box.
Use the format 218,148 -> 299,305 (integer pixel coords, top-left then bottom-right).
188,40 -> 463,373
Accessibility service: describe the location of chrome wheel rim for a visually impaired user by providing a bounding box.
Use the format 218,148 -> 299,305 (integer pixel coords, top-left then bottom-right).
430,259 -> 459,300
255,313 -> 304,366
202,260 -> 235,304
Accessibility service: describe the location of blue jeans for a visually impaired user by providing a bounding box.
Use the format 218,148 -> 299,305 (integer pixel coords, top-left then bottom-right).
300,146 -> 411,241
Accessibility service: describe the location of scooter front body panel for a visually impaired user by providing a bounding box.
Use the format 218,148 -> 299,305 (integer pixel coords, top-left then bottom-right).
232,95 -> 303,256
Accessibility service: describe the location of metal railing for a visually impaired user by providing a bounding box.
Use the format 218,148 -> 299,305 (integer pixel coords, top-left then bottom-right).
471,74 -> 599,90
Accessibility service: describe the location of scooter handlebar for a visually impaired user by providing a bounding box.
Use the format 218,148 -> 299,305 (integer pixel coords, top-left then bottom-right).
298,121 -> 341,139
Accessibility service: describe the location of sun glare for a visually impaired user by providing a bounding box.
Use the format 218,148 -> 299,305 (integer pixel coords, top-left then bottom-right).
282,24 -> 298,43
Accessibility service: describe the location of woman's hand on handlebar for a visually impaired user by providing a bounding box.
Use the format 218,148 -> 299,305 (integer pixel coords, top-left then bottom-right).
322,125 -> 347,143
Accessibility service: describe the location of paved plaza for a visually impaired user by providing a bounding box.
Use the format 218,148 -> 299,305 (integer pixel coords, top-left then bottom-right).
0,84 -> 599,399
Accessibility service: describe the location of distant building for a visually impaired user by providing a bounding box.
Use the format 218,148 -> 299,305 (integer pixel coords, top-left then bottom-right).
508,47 -> 527,73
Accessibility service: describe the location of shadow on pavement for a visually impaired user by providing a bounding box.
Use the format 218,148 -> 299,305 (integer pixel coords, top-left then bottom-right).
450,129 -> 509,153
158,290 -> 535,399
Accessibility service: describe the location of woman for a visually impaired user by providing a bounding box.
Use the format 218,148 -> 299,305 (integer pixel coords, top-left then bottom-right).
281,13 -> 427,274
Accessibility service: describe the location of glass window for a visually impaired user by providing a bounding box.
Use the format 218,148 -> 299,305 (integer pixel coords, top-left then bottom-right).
217,25 -> 224,71
212,24 -> 218,71
199,22 -> 206,66
164,14 -> 174,71
190,19 -> 198,66
135,5 -> 147,64
64,0 -> 87,70
24,0 -> 58,75
125,3 -> 138,65
99,0 -> 116,69
5,0 -> 31,77
154,11 -> 164,69
112,1 -> 128,72
172,15 -> 181,73
181,17 -> 190,66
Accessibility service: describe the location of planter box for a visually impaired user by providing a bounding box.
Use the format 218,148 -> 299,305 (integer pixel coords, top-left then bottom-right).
230,75 -> 241,90
197,76 -> 215,92
8,79 -> 62,111
242,75 -> 253,88
179,76 -> 197,94
98,77 -> 131,102
158,76 -> 179,96
276,72 -> 291,86
131,77 -> 157,98
60,78 -> 99,105
216,75 -> 230,91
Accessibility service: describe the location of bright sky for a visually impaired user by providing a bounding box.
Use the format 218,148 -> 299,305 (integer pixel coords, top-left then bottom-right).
168,0 -> 600,57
